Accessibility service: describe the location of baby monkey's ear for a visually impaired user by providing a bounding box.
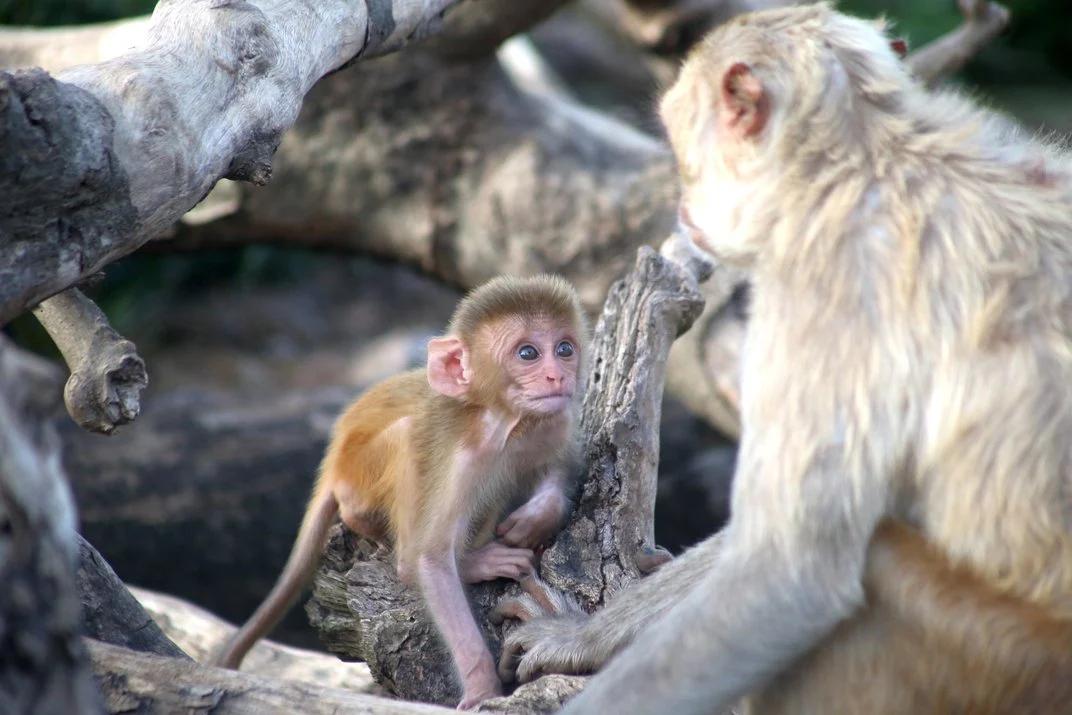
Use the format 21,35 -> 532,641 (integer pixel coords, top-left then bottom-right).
890,38 -> 908,58
427,336 -> 471,399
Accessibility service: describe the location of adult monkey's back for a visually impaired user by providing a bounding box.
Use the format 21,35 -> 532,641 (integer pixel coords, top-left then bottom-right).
497,4 -> 1072,713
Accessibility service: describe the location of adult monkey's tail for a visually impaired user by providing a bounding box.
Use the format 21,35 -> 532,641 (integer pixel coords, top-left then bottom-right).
213,485 -> 338,669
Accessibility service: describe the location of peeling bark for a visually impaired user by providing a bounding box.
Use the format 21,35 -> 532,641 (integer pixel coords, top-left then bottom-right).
32,288 -> 147,433
307,242 -> 711,706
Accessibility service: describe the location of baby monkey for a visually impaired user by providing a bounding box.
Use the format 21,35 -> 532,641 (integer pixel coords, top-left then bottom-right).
214,274 -> 587,708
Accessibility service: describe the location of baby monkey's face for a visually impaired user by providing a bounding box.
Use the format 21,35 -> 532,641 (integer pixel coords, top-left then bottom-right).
481,316 -> 581,416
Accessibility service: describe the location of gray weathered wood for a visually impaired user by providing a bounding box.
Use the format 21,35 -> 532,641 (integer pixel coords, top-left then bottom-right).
0,0 -> 463,326
87,639 -> 450,715
76,536 -> 187,659
130,586 -> 384,694
33,288 -> 147,433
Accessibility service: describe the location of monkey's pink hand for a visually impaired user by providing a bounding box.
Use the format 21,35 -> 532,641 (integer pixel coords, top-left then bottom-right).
496,490 -> 566,549
492,577 -> 602,683
460,541 -> 535,583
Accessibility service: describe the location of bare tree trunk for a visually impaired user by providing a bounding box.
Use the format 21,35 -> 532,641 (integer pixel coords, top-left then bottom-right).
130,586 -> 384,694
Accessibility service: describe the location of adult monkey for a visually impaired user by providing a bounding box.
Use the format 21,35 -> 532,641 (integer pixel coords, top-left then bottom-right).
497,4 -> 1072,713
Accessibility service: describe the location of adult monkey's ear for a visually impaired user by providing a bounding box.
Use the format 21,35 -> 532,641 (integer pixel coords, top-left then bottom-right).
427,336 -> 471,399
890,37 -> 909,58
719,62 -> 769,139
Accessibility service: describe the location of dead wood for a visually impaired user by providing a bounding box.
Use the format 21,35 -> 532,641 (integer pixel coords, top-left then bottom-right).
0,0 -> 465,325
32,288 -> 147,433
76,535 -> 187,659
129,586 -> 383,694
87,639 -> 449,715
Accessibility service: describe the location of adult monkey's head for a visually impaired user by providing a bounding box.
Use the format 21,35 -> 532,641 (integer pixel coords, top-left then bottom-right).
660,3 -> 913,267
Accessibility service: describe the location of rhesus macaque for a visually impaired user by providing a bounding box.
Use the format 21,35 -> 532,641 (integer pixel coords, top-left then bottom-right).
497,4 -> 1072,714
214,274 -> 587,709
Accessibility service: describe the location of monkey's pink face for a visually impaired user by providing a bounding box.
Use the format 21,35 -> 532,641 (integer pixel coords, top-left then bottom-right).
487,317 -> 581,415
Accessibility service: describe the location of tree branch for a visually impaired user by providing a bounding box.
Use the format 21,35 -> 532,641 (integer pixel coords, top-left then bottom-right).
31,287 -> 147,433
129,586 -> 384,694
76,535 -> 188,659
906,0 -> 1011,87
0,0 -> 464,325
584,0 -> 792,55
87,639 -> 451,715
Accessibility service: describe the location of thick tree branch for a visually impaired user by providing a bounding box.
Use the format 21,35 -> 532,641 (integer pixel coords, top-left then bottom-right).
87,639 -> 450,715
130,586 -> 384,694
168,45 -> 674,309
32,288 -> 147,433
76,535 -> 187,659
906,0 -> 1010,87
0,0 -> 463,325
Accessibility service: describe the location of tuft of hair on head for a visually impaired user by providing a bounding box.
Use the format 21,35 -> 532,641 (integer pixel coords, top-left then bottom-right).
449,274 -> 585,342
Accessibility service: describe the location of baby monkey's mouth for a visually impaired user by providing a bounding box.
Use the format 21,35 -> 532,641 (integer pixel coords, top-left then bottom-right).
532,391 -> 572,401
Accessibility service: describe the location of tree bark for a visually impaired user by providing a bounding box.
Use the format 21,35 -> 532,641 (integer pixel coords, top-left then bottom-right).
32,288 -> 147,434
76,536 -> 187,659
0,337 -> 101,715
0,0 -> 464,326
87,639 -> 449,715
129,586 -> 383,694
306,241 -> 711,706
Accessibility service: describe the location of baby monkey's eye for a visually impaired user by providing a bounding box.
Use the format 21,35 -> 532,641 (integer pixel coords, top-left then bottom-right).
555,341 -> 575,358
517,344 -> 539,361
